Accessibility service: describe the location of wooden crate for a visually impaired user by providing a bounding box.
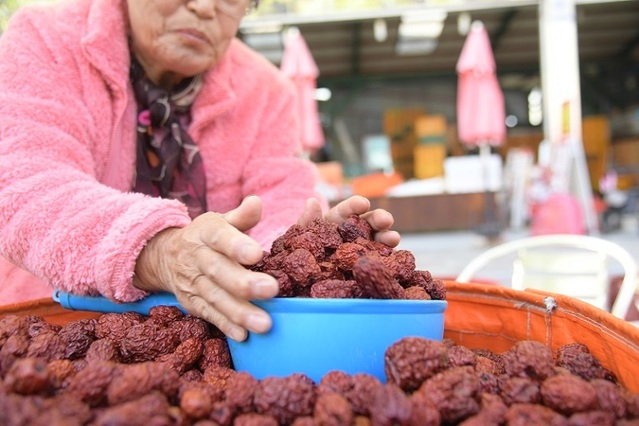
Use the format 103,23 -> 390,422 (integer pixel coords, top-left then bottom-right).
414,144 -> 446,179
383,108 -> 425,179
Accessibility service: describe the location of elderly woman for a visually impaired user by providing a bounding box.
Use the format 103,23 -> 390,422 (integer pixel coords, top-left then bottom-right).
0,0 -> 399,341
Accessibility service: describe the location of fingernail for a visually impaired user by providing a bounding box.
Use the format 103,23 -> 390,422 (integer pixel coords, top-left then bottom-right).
254,279 -> 278,298
241,243 -> 262,261
229,327 -> 248,342
247,313 -> 271,333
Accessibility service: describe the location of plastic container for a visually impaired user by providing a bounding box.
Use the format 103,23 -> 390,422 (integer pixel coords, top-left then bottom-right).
52,291 -> 447,383
53,290 -> 186,315
226,298 -> 447,383
3,282 -> 638,392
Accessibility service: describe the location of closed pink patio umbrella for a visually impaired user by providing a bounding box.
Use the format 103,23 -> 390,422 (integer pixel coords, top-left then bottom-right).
456,21 -> 506,147
456,21 -> 506,239
280,28 -> 324,154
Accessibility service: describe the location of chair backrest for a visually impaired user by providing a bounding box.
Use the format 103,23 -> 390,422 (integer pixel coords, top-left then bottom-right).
512,248 -> 609,310
456,234 -> 638,320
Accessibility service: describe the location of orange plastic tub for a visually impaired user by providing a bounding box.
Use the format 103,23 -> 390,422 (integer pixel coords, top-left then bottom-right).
2,282 -> 638,392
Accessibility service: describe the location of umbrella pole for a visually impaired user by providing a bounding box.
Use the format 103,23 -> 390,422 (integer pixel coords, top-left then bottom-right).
475,144 -> 502,241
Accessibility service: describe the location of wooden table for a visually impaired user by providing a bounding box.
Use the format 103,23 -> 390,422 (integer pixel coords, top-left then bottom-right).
368,192 -> 501,233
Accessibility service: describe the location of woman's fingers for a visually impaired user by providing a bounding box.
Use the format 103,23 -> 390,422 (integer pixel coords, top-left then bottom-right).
360,208 -> 395,232
192,244 -> 278,300
323,195 -> 371,224
176,290 -> 249,342
319,196 -> 400,247
177,271 -> 274,341
297,198 -> 323,226
222,195 -> 263,232
193,199 -> 265,266
324,196 -> 396,233
373,229 -> 401,248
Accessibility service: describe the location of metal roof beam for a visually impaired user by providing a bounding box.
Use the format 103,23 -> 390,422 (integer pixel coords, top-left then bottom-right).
615,27 -> 639,59
491,9 -> 519,52
351,22 -> 362,76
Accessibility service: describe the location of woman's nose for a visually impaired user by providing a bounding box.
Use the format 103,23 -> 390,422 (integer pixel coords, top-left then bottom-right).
186,0 -> 217,19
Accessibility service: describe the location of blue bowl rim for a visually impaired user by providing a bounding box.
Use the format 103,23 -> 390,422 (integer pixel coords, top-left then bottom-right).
251,297 -> 447,314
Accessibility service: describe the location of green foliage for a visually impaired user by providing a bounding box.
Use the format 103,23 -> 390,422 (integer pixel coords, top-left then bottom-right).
0,0 -> 41,35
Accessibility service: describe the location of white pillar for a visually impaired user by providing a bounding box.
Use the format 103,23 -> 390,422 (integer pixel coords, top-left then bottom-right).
539,0 -> 598,234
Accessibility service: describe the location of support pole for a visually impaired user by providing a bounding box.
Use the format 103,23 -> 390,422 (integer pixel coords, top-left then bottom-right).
539,0 -> 598,235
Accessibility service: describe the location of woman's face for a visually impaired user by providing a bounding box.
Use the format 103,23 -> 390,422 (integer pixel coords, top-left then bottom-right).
127,0 -> 249,87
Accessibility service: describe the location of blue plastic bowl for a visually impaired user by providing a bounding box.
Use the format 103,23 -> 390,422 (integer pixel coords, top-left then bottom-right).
226,297 -> 447,383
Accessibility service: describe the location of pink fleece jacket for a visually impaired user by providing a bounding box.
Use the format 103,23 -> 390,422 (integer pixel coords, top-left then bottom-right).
0,0 -> 321,304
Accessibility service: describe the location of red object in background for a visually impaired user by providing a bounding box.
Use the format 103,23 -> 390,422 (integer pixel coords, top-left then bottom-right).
610,275 -> 639,322
456,22 -> 506,147
280,28 -> 325,153
531,193 -> 585,235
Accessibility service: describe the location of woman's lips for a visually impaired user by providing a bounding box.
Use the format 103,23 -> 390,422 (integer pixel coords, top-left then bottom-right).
175,28 -> 210,44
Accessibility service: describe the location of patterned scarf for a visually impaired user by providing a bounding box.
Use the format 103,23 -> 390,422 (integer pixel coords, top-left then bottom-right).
129,55 -> 208,219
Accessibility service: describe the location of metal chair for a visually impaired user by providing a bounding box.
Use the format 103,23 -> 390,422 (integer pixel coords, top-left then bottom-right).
456,234 -> 638,321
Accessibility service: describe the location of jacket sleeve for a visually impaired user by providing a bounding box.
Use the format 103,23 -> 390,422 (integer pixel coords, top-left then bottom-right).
0,9 -> 191,302
240,71 -> 328,249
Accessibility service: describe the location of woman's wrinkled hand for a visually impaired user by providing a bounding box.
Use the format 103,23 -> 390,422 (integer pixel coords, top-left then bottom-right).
297,195 -> 401,248
132,195 -> 278,342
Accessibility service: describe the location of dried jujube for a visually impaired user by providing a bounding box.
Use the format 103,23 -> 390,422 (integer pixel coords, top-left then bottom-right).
253,373 -> 316,424
0,218 -> 638,425
249,215 -> 445,301
384,337 -> 449,392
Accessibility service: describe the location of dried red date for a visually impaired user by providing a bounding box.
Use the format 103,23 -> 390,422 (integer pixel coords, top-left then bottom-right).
338,215 -> 373,242
408,391 -> 441,426
314,392 -> 354,426
180,385 -> 213,419
591,379 -> 626,419
353,256 -> 405,300
84,338 -> 121,364
225,371 -> 259,414
198,338 -> 232,371
0,334 -> 29,357
58,319 -> 96,360
385,337 -> 449,392
310,279 -> 363,299
26,332 -> 66,362
254,373 -> 316,424
148,305 -> 184,326
281,248 -> 322,286
4,357 -> 51,395
416,366 -> 481,424
109,361 -> 179,405
541,374 -> 598,415
94,312 -> 145,341
382,250 -> 416,283
404,286 -> 431,300
448,345 -> 477,368
64,360 -> 117,407
502,340 -> 556,381
368,383 -> 412,426
118,321 -> 180,363
234,413 -> 279,426
555,342 -> 616,382
92,391 -> 170,426
504,403 -> 567,426
46,359 -> 76,389
501,377 -> 541,405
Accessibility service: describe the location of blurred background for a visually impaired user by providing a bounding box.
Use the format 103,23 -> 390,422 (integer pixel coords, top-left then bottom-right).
2,0 -> 639,240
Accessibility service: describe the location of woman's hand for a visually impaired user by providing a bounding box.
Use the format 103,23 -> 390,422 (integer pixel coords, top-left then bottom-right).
132,196 -> 278,342
298,195 -> 401,248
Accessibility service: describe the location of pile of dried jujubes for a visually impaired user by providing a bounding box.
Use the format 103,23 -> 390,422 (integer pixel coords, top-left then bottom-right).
249,215 -> 446,301
0,216 -> 637,425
